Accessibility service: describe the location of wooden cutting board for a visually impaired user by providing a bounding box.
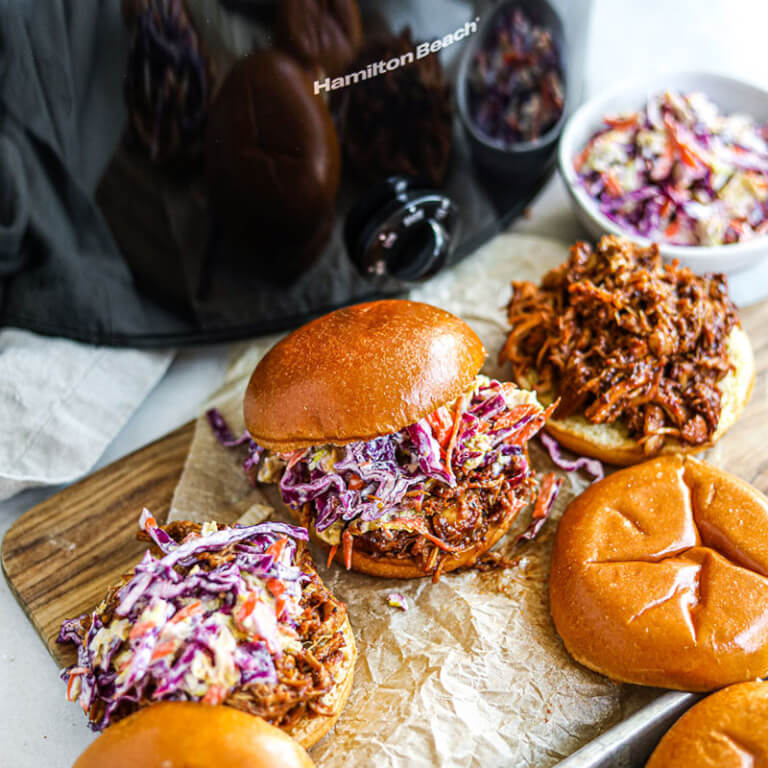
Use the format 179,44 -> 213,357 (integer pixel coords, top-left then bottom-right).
1,423 -> 194,666
3,301 -> 768,668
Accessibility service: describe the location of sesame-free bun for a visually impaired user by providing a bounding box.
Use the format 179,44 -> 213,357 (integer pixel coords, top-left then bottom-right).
73,702 -> 316,768
645,682 -> 768,767
543,326 -> 755,466
244,300 -> 486,451
550,454 -> 768,691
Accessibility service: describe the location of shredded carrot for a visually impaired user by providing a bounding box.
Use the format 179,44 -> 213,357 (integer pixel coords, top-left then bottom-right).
66,672 -> 84,702
142,514 -> 157,530
426,406 -> 454,449
347,473 -> 364,490
679,144 -> 699,168
603,171 -> 623,197
604,114 -> 638,130
129,621 -> 154,641
202,684 -> 225,705
532,473 -> 560,520
265,537 -> 287,560
665,218 -> 680,238
284,449 -> 307,471
236,592 -> 257,624
492,404 -> 538,433
512,402 -> 557,445
573,137 -> 596,172
265,579 -> 286,616
150,640 -> 176,662
663,114 -> 706,168
327,544 -> 338,568
405,489 -> 424,513
445,392 -> 470,469
342,529 -> 353,570
729,218 -> 745,235
169,600 -> 202,624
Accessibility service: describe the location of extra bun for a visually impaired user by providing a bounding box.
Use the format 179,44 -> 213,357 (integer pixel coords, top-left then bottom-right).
646,682 -> 768,767
244,300 -> 486,451
275,0 -> 363,77
205,50 -> 340,272
73,703 -> 315,768
544,326 -> 755,466
550,455 -> 768,691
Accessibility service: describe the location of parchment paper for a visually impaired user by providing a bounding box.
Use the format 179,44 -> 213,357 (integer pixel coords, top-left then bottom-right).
169,234 -> 658,767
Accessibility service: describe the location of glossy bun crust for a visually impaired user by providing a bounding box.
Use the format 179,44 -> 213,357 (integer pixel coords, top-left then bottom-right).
73,703 -> 316,768
645,682 -> 768,767
550,455 -> 768,691
244,300 -> 486,451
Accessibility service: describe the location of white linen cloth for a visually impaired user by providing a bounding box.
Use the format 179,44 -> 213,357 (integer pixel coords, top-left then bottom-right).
0,329 -> 173,500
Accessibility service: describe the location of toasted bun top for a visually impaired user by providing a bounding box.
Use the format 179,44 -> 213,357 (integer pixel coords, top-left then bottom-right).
73,703 -> 315,768
244,300 -> 486,450
645,681 -> 768,767
550,455 -> 768,691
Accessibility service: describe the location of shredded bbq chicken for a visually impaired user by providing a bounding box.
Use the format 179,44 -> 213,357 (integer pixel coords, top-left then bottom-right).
499,236 -> 739,454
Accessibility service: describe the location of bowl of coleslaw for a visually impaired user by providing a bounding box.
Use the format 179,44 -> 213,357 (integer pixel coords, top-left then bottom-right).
559,72 -> 768,274
456,0 -> 568,180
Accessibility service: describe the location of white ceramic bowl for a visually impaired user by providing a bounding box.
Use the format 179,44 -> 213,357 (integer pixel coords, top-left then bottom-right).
558,71 -> 768,274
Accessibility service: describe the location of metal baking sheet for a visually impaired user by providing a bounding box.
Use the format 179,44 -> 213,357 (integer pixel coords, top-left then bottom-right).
556,692 -> 700,768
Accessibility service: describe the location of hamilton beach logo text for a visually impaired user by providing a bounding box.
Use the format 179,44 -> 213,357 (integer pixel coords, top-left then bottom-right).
313,18 -> 480,95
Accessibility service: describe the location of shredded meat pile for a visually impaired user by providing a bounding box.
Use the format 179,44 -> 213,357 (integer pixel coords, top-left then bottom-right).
499,235 -> 739,454
80,521 -> 350,729
307,455 -> 535,580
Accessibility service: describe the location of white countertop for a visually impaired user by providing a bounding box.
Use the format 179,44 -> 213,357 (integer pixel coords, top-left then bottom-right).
3,1 -> 768,765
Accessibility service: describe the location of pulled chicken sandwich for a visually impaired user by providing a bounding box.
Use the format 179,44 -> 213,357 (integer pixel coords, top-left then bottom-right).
239,300 -> 554,579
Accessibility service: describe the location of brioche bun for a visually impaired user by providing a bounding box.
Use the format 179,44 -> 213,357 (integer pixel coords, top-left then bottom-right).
73,703 -> 315,768
550,454 -> 768,691
244,300 -> 486,451
543,326 -> 755,466
645,682 -> 768,767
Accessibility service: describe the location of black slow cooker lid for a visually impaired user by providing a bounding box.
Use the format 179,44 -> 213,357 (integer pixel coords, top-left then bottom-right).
0,0 -> 560,347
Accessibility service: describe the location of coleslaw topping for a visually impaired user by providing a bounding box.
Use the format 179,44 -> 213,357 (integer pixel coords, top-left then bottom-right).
258,376 -> 550,546
58,512 -> 313,730
576,90 -> 768,246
